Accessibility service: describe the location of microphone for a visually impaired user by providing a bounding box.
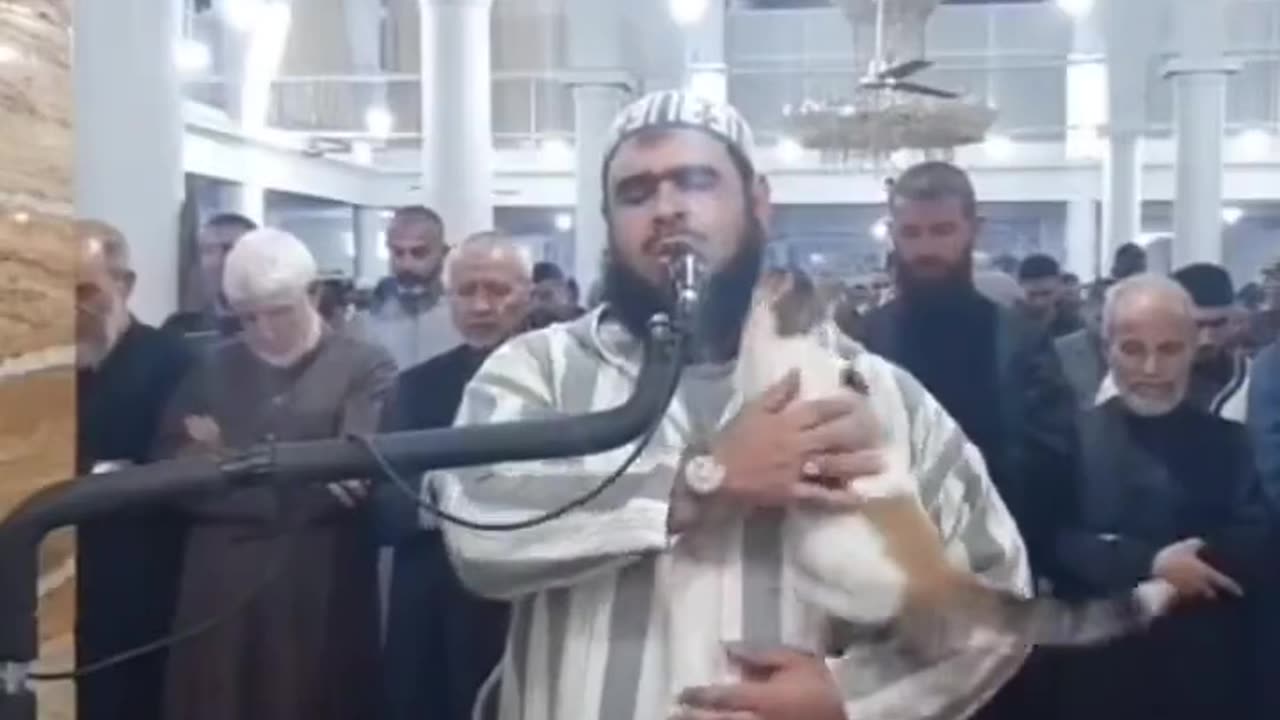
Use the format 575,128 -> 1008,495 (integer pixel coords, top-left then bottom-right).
667,242 -> 709,324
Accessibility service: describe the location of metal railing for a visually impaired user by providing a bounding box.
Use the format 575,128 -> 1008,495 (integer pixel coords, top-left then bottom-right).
234,71 -> 577,140
178,54 -> 1280,151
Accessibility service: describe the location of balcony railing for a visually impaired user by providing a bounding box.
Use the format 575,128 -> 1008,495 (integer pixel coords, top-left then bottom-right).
179,53 -> 1280,153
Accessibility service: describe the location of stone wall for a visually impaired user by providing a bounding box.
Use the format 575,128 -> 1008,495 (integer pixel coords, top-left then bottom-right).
0,1 -> 76,718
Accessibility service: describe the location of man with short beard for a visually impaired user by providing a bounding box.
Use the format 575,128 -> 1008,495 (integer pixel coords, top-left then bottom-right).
353,205 -> 461,368
858,161 -> 1077,581
1174,263 -> 1250,420
1053,274 -> 1274,720
439,92 -> 1030,720
73,220 -> 193,720
857,162 -> 1077,720
1017,254 -> 1083,339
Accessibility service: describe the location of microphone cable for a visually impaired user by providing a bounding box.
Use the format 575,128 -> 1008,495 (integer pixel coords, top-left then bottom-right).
28,494 -> 303,682
356,330 -> 687,533
25,316 -> 689,681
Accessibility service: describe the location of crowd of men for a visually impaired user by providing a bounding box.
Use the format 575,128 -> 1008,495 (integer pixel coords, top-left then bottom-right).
72,90 -> 1280,720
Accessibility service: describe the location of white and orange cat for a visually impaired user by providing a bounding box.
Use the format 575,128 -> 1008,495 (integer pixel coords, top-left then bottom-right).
664,268 -> 1177,709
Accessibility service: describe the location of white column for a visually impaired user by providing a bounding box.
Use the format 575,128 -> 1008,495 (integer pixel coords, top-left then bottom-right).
571,87 -> 628,290
352,206 -> 387,287
1102,133 -> 1143,258
1165,0 -> 1237,267
684,0 -> 728,103
420,0 -> 494,243
1064,198 -> 1099,281
74,0 -> 184,325
342,0 -> 388,140
567,0 -> 629,291
1099,0 -> 1157,268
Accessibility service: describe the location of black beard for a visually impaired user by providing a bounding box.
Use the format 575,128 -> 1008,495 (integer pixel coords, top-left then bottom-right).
896,252 -> 974,307
603,221 -> 765,364
392,269 -> 440,294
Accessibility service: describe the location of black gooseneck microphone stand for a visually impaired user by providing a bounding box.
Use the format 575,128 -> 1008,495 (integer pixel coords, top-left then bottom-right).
0,307 -> 690,720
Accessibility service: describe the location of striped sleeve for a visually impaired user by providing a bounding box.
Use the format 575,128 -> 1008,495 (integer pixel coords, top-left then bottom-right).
828,357 -> 1032,719
438,331 -> 680,601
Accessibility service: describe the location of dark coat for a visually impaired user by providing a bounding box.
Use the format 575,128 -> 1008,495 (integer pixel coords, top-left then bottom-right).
858,290 -> 1079,578
1247,340 -> 1280,509
75,320 -> 192,720
376,344 -> 510,720
154,332 -> 395,720
859,290 -> 1080,720
1052,399 -> 1276,720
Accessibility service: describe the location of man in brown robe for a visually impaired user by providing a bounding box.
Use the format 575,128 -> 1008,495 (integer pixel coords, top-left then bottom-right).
155,228 -> 395,720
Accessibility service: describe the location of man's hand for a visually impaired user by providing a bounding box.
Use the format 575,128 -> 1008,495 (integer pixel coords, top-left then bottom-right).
328,479 -> 370,508
184,415 -> 224,451
1152,537 -> 1244,601
710,371 -> 883,510
672,644 -> 847,720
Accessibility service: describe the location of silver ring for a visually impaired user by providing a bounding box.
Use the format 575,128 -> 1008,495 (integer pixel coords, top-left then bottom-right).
802,459 -> 822,478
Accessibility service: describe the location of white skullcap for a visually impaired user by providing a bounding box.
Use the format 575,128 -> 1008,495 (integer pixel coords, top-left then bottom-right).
603,90 -> 757,176
222,228 -> 318,306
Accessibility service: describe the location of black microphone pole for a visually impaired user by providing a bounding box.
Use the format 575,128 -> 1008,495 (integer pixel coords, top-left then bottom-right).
0,309 -> 691,720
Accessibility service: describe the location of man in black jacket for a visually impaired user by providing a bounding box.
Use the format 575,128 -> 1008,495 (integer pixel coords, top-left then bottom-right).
74,220 -> 193,720
1054,273 -> 1274,720
856,161 -> 1078,720
859,161 -> 1077,577
161,212 -> 256,344
378,231 -> 533,720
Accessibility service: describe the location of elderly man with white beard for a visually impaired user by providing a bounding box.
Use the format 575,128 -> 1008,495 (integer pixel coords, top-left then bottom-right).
1051,274 -> 1275,720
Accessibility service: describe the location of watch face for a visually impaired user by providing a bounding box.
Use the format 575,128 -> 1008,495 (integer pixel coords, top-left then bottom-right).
686,455 -> 725,495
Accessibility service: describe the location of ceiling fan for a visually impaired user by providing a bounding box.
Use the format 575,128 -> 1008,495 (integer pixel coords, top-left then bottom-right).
856,0 -> 959,99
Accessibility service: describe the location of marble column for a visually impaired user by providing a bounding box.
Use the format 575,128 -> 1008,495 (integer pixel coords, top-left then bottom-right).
567,0 -> 629,291
74,0 -> 184,325
1166,0 -> 1236,267
420,0 -> 494,243
0,2 -> 76,717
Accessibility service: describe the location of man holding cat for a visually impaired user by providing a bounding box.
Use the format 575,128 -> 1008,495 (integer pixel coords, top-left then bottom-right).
437,91 -> 1031,720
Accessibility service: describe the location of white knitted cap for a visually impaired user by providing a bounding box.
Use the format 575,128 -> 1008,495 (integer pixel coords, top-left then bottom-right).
603,90 -> 757,174
222,228 -> 318,306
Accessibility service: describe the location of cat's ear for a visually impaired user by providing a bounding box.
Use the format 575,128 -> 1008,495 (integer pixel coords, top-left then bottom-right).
757,268 -> 795,302
771,268 -> 823,336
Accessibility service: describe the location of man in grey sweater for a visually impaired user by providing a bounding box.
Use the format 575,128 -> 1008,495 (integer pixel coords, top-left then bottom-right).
352,205 -> 460,369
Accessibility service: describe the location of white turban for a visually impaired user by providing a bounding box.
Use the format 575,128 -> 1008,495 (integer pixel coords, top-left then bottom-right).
222,228 -> 318,306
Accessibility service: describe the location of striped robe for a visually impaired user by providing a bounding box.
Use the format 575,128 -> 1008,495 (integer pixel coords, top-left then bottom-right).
438,308 -> 1032,720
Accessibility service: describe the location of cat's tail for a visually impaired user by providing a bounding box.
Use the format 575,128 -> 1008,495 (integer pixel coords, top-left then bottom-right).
951,577 -> 1177,648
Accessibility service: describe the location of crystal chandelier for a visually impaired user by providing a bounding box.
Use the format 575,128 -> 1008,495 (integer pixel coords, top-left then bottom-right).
782,0 -> 998,167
